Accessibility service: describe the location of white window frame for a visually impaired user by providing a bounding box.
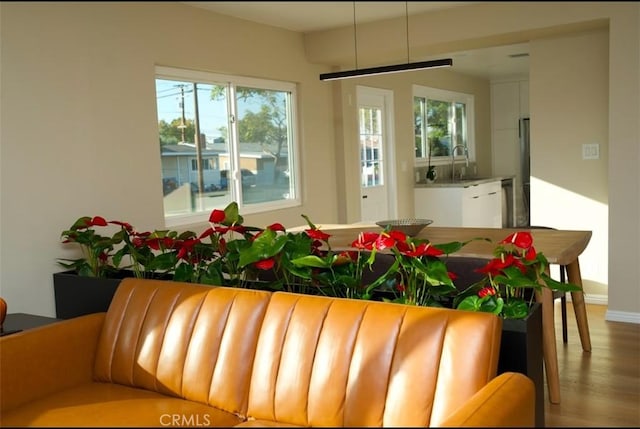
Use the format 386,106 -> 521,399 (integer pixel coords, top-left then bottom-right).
413,85 -> 475,166
156,66 -> 301,227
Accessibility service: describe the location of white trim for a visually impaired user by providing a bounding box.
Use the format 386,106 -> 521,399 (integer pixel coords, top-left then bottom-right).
566,293 -> 608,306
605,310 -> 640,324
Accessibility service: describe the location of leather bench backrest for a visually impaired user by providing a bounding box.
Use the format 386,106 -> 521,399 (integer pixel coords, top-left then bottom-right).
93,278 -> 271,418
246,292 -> 502,427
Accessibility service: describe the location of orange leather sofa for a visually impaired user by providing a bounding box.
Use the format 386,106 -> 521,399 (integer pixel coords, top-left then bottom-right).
0,278 -> 535,427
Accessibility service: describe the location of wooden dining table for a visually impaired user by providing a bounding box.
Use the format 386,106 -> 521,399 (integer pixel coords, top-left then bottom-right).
307,224 -> 593,405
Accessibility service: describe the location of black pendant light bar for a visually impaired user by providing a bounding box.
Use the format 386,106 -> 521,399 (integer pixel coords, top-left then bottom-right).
319,58 -> 453,81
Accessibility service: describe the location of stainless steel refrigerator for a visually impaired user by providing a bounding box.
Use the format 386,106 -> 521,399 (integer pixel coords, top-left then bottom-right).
519,117 -> 530,226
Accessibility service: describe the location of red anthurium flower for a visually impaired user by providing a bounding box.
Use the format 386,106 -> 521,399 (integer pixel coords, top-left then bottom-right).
305,228 -> 330,242
267,223 -> 285,232
162,237 -> 176,249
146,238 -> 162,251
229,225 -> 246,234
209,209 -> 226,224
98,251 -> 108,262
213,225 -> 246,235
176,238 -> 199,260
525,246 -> 537,261
400,242 -> 444,257
213,226 -> 231,234
84,216 -> 108,228
351,232 -> 379,250
373,233 -> 397,251
477,257 -> 506,277
396,284 -> 406,292
500,231 -> 533,249
255,258 -> 276,270
132,231 -> 151,238
478,286 -> 496,298
199,228 -> 214,239
448,271 -> 458,280
132,237 -> 145,248
388,230 -> 407,243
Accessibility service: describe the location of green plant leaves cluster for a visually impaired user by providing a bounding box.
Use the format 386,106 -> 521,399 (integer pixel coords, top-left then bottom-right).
59,203 -> 581,319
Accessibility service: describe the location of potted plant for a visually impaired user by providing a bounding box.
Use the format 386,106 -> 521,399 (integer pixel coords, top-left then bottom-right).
348,228 -> 467,305
453,231 -> 580,318
55,216 -> 131,319
451,231 -> 581,426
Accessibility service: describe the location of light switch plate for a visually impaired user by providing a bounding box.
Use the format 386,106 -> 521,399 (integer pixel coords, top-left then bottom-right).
582,143 -> 600,160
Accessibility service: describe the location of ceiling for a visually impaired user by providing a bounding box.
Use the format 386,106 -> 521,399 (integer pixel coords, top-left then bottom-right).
183,2 -> 530,80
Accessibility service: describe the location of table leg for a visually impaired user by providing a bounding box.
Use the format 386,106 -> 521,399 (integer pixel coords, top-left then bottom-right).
565,259 -> 592,352
536,286 -> 561,404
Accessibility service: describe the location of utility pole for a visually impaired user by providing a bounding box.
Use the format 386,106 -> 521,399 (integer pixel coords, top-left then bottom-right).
193,83 -> 204,199
177,84 -> 186,143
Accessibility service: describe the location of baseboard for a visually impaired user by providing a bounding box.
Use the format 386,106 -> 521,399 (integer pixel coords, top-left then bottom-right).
565,293 -> 608,306
564,293 -> 640,324
605,310 -> 640,324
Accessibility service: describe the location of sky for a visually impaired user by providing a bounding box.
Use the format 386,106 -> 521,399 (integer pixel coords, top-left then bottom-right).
155,79 -> 229,143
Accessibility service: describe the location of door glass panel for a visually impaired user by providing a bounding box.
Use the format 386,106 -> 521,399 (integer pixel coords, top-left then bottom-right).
359,106 -> 384,187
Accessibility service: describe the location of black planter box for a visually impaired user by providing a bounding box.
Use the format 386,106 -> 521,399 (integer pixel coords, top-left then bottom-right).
53,270 -> 131,319
498,302 -> 544,427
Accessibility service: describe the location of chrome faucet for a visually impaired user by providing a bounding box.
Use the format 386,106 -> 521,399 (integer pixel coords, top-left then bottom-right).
451,144 -> 469,181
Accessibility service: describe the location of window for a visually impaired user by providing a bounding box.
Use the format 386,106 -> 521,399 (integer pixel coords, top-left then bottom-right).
155,66 -> 299,226
413,85 -> 474,164
191,158 -> 217,171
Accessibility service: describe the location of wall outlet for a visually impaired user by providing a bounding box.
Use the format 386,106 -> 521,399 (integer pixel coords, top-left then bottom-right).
582,143 -> 600,160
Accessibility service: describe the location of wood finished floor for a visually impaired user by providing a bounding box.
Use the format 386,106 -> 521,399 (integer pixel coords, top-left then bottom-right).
544,302 -> 640,427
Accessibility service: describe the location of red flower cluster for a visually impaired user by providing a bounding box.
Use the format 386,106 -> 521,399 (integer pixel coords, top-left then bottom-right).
477,231 -> 537,278
352,230 -> 444,257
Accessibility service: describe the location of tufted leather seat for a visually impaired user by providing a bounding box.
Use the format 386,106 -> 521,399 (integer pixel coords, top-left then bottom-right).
0,278 -> 535,427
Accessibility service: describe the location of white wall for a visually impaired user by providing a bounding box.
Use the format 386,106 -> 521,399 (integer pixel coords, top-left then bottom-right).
530,30 -> 609,301
0,2 -> 339,316
306,2 -> 640,320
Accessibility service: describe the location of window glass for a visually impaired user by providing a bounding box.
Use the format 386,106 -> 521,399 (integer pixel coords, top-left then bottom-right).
413,86 -> 474,164
155,67 -> 299,225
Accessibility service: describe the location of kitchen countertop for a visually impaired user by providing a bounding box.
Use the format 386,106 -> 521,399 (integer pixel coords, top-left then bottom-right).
414,175 -> 515,188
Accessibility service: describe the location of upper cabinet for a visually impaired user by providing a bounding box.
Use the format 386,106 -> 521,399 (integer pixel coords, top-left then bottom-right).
490,79 -> 529,224
490,80 -> 529,178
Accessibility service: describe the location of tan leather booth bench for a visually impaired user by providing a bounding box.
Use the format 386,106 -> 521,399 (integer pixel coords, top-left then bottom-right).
0,278 -> 535,427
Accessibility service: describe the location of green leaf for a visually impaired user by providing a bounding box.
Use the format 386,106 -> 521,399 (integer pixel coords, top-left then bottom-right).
502,299 -> 529,319
457,295 -> 503,315
456,295 -> 483,311
238,229 -> 288,267
540,272 -> 582,292
224,201 -> 243,226
291,255 -> 329,269
173,263 -> 193,282
70,216 -> 92,230
300,214 -> 317,230
147,252 -> 177,271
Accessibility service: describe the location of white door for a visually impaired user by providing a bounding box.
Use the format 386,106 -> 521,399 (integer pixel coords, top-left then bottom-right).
357,86 -> 396,222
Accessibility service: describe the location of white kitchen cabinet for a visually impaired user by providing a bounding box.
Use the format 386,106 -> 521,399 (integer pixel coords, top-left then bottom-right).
414,180 -> 502,227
